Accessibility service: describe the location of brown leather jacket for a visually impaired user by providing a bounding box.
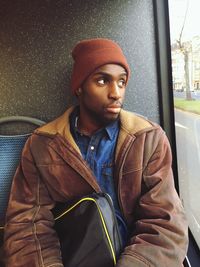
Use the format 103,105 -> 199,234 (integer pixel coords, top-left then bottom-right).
4,107 -> 188,267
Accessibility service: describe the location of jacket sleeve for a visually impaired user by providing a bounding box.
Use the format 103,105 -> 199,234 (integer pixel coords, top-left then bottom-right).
117,130 -> 188,267
4,137 -> 64,267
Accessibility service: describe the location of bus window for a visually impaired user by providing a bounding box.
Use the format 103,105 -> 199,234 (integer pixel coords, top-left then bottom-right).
168,0 -> 200,249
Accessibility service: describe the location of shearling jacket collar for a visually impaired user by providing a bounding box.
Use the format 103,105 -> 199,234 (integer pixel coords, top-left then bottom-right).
35,106 -> 158,161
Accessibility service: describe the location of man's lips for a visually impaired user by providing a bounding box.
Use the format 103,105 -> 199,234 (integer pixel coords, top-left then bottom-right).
105,104 -> 122,114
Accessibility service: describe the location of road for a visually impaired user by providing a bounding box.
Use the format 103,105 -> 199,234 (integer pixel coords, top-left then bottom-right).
175,108 -> 200,246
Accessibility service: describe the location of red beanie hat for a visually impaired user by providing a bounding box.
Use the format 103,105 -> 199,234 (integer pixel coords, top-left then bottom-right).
70,38 -> 130,94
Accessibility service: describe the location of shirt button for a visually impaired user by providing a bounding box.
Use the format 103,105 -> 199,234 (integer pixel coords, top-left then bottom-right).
90,146 -> 95,150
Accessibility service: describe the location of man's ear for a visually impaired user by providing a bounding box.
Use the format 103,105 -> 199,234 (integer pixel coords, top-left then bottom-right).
75,88 -> 82,96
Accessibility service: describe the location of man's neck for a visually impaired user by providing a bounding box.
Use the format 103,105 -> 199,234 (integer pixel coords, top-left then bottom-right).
77,116 -> 102,136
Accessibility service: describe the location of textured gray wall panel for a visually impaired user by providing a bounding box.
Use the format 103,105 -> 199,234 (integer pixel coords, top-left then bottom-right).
0,0 -> 159,134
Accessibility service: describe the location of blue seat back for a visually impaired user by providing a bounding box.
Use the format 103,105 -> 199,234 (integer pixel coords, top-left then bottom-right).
0,134 -> 30,226
0,116 -> 45,227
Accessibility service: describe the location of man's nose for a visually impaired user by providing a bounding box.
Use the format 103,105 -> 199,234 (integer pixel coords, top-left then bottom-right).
108,82 -> 121,99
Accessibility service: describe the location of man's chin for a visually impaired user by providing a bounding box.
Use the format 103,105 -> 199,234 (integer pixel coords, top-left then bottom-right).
101,113 -> 120,125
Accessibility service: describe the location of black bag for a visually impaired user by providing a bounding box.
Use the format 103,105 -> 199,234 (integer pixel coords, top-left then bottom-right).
53,192 -> 123,267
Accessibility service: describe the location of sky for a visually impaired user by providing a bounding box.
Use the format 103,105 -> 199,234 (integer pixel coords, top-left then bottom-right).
168,0 -> 200,42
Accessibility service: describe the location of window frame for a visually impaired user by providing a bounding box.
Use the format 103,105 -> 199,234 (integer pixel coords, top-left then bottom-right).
152,0 -> 200,265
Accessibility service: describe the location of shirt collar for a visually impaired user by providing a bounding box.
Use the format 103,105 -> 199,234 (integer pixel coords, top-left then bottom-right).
70,106 -> 119,140
104,119 -> 119,140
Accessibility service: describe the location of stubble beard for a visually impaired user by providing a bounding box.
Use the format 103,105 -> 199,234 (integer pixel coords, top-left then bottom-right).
89,105 -> 122,127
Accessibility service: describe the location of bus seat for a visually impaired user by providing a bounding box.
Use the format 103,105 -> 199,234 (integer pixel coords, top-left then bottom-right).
0,116 -> 45,266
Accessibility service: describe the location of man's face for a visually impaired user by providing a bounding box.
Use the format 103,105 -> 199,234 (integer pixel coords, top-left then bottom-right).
77,64 -> 127,128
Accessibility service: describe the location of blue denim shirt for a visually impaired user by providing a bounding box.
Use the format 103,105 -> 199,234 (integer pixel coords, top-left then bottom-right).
70,108 -> 128,247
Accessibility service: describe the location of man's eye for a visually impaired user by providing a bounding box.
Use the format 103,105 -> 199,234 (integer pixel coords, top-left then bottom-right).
118,80 -> 126,87
97,79 -> 106,85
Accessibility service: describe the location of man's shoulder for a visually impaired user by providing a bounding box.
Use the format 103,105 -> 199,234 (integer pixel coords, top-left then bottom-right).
34,106 -> 74,136
119,109 -> 161,135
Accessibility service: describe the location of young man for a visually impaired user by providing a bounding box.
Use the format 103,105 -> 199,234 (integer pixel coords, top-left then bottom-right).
4,38 -> 188,267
